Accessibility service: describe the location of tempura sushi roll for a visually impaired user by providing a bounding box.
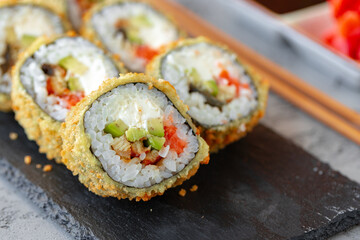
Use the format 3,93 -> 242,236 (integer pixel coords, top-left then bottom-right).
147,38 -> 269,152
12,36 -> 126,162
61,74 -> 209,201
0,0 -> 71,111
81,0 -> 184,72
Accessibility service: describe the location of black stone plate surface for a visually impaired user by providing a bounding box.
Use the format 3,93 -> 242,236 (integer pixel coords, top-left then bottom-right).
0,112 -> 359,240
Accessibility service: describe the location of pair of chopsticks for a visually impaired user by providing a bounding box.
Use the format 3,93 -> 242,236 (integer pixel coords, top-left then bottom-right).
149,0 -> 360,145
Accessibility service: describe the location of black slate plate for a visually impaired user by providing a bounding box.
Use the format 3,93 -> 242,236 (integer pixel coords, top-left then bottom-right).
0,112 -> 359,240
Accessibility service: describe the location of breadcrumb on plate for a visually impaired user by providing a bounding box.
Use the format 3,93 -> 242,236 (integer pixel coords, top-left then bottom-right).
179,188 -> 186,197
24,155 -> 31,165
190,185 -> 198,192
9,132 -> 18,140
43,164 -> 53,172
36,164 -> 42,169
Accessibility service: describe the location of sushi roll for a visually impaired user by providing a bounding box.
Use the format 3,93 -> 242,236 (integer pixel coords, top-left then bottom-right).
61,74 -> 209,201
11,36 -> 126,162
147,38 -> 269,152
0,0 -> 71,112
81,0 -> 184,73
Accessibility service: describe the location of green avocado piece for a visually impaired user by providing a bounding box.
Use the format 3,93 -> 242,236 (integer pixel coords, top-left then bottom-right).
68,77 -> 84,91
187,68 -> 202,84
20,34 -> 37,48
127,28 -> 143,44
104,119 -> 129,138
147,118 -> 164,137
130,14 -> 153,27
58,56 -> 88,75
147,136 -> 166,151
204,80 -> 219,97
125,128 -> 147,142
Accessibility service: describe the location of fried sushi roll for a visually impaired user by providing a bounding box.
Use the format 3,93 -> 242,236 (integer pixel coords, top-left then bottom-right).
12,36 -> 126,162
61,74 -> 209,201
147,38 -> 269,152
81,0 -> 184,72
0,0 -> 71,112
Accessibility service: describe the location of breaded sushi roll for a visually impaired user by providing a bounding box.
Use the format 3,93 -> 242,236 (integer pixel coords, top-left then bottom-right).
12,36 -> 126,162
147,38 -> 269,152
61,74 -> 209,201
0,0 -> 71,111
81,0 -> 184,72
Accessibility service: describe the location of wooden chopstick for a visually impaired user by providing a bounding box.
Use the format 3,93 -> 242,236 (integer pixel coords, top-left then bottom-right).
148,0 -> 360,145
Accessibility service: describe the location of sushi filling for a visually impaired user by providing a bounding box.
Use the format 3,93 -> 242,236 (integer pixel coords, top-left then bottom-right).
161,43 -> 258,127
91,2 -> 179,72
84,83 -> 199,188
0,5 -> 65,94
20,37 -> 119,121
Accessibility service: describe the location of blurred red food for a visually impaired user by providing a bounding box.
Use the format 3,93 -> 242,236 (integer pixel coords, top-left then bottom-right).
325,0 -> 360,61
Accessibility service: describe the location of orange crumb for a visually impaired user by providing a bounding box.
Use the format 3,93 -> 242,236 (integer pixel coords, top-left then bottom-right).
201,155 -> 210,165
43,164 -> 52,172
112,54 -> 121,61
178,188 -> 186,197
9,132 -> 18,140
190,185 -> 198,192
36,164 -> 42,169
148,83 -> 153,90
24,156 -> 31,165
196,128 -> 200,135
66,30 -> 77,37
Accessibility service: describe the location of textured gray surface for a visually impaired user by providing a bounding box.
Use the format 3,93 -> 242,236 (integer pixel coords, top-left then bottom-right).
0,159 -> 96,240
0,170 -> 71,240
0,0 -> 359,239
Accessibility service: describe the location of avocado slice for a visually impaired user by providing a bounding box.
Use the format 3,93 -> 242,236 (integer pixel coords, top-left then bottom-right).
58,56 -> 88,75
125,128 -> 147,142
147,136 -> 166,151
130,14 -> 152,27
204,80 -> 219,97
20,35 -> 37,48
104,119 -> 129,138
186,68 -> 202,84
127,28 -> 143,44
147,118 -> 164,137
68,77 -> 84,91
